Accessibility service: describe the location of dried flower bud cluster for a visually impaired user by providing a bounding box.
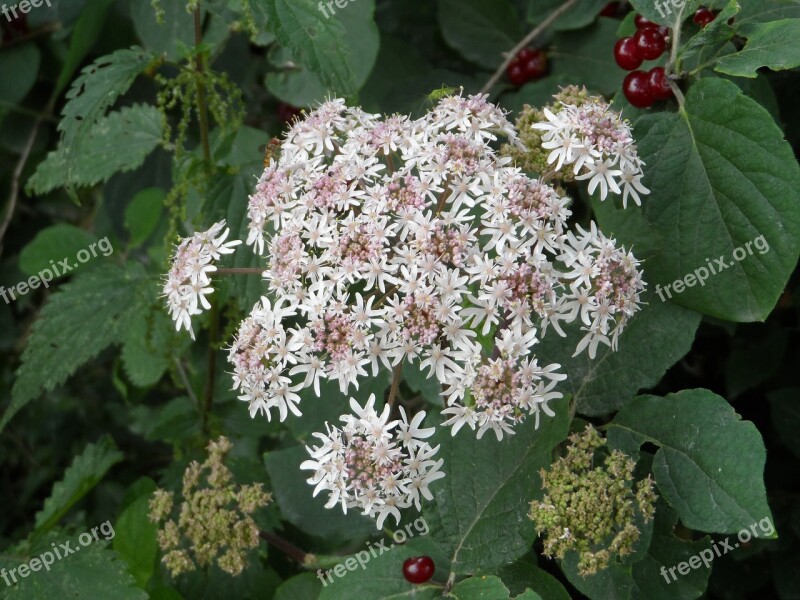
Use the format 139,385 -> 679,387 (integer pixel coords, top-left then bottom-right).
529,426 -> 657,576
300,394 -> 444,529
148,436 -> 271,577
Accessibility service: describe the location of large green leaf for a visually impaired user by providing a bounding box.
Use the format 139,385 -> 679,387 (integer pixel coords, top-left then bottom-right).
422,398 -> 570,576
0,529 -> 147,600
1,262 -> 150,432
549,20 -> 626,96
113,492 -> 159,588
29,105 -> 163,194
714,19 -> 800,77
491,556 -> 571,600
262,0 -> 379,98
437,0 -> 522,69
18,225 -> 99,278
736,0 -> 800,24
537,289 -> 700,417
634,77 -> 800,321
607,389 -> 773,534
33,436 -> 124,536
448,575 -> 542,599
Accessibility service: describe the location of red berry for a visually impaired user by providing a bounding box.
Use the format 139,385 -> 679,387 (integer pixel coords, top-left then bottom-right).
516,48 -> 535,63
693,7 -> 716,27
614,37 -> 643,70
647,67 -> 673,100
403,556 -> 435,584
522,49 -> 548,80
634,27 -> 666,60
507,63 -> 528,86
634,14 -> 658,29
599,2 -> 621,17
623,70 -> 654,108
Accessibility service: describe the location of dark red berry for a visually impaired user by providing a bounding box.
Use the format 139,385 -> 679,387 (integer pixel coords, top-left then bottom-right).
614,37 -> 643,70
277,102 -> 301,124
634,27 -> 666,60
634,14 -> 658,29
623,70 -> 654,108
403,556 -> 435,584
599,2 -> 621,17
507,63 -> 528,86
657,25 -> 671,39
693,7 -> 716,27
647,67 -> 673,100
522,49 -> 548,80
516,48 -> 536,63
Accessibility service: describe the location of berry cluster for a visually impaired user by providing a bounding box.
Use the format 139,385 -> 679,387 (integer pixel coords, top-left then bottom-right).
613,15 -> 674,108
506,48 -> 548,87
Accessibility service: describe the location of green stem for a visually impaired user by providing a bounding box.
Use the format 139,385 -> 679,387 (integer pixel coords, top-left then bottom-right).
193,4 -> 212,165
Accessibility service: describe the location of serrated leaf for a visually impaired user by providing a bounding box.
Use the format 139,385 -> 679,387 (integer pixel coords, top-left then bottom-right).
607,389 -> 773,534
714,19 -> 800,77
28,104 -> 163,194
634,77 -> 800,321
422,398 -> 570,576
18,225 -> 98,278
33,436 -> 123,535
1,262 -> 150,432
537,289 -> 700,417
263,0 -> 378,98
437,0 -> 522,69
0,529 -> 147,600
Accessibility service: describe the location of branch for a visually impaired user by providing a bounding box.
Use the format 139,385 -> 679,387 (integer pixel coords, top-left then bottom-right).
480,0 -> 581,94
387,363 -> 403,409
259,530 -> 311,565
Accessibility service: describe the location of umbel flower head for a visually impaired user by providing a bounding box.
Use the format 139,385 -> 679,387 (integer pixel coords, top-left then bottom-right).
300,394 -> 444,529
148,436 -> 272,577
529,425 -> 657,576
214,93 -> 646,439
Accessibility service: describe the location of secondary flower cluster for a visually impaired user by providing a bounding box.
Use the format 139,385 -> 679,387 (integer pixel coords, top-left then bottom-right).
300,395 -> 444,529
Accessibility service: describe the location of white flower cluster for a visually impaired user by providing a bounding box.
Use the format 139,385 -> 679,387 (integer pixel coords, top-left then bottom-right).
533,98 -> 650,208
163,221 -> 241,338
224,94 -> 645,440
300,395 -> 444,529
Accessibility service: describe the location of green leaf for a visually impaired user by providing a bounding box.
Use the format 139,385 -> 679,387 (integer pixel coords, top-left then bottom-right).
630,503 -> 711,600
318,544 -> 441,600
714,19 -> 800,77
736,0 -> 800,25
437,0 -> 522,69
264,445 -> 376,539
0,44 -> 41,105
491,556 -> 570,600
550,20 -> 626,96
125,188 -> 165,248
274,573 -> 323,600
537,289 -> 700,417
527,0 -> 612,31
262,0 -> 379,98
18,224 -> 98,278
113,493 -> 158,588
33,435 -> 124,535
448,575 -> 541,599
677,0 -> 739,65
634,77 -> 800,321
130,0 -> 196,61
120,308 -> 172,388
607,389 -> 773,534
0,529 -> 147,600
628,0 -> 702,25
422,398 -> 570,576
1,262 -> 150,432
28,104 -> 163,194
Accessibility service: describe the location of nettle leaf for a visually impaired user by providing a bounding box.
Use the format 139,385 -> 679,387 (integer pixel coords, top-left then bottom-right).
318,545 -> 441,600
29,104 -> 163,195
448,575 -> 542,599
1,262 -> 151,432
634,77 -> 800,321
607,389 -> 773,534
33,435 -> 124,536
0,529 -> 146,600
714,19 -> 800,77
262,0 -> 379,98
537,289 -> 701,417
437,0 -> 522,70
422,398 -> 570,576
27,47 -> 154,194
